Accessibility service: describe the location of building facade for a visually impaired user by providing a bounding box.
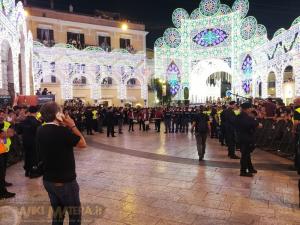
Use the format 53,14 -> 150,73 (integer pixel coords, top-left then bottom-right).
26,4 -> 151,106
155,0 -> 300,105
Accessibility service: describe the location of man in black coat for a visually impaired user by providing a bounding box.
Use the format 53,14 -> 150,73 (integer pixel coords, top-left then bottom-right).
106,107 -> 116,137
236,102 -> 260,177
20,106 -> 41,178
222,101 -> 240,159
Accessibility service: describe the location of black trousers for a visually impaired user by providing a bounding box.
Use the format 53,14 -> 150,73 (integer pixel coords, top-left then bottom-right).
240,143 -> 254,172
155,119 -> 161,132
164,119 -> 171,132
0,154 -> 6,194
107,124 -> 114,137
23,144 -> 37,173
195,133 -> 207,159
128,119 -> 134,131
226,131 -> 236,157
86,120 -> 93,135
92,119 -> 98,132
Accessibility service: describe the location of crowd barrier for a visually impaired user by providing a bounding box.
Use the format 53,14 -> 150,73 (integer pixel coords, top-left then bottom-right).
254,118 -> 294,158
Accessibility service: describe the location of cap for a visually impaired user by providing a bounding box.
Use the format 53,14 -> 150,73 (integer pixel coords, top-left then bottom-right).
241,102 -> 252,110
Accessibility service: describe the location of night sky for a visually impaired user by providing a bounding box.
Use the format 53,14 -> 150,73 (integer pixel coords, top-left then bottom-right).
27,0 -> 300,48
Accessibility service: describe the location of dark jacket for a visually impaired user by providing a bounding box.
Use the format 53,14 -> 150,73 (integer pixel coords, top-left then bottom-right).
235,112 -> 259,144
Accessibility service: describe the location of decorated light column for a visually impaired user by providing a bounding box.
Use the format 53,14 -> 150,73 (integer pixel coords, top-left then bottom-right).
294,58 -> 300,97
275,68 -> 283,98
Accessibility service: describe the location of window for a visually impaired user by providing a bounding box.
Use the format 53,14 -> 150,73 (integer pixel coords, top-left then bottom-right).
51,75 -> 56,83
98,36 -> 111,52
73,76 -> 87,85
101,77 -> 113,85
127,78 -> 137,86
37,28 -> 54,47
120,38 -> 130,49
67,32 -> 85,49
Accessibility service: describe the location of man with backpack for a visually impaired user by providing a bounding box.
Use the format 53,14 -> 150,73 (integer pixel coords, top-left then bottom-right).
192,106 -> 210,162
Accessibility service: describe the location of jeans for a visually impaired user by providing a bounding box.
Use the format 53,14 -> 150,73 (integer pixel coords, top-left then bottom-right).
195,133 -> 207,159
43,179 -> 81,225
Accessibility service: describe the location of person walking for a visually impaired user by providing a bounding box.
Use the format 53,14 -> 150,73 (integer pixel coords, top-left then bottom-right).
236,102 -> 260,177
37,102 -> 87,225
192,106 -> 210,162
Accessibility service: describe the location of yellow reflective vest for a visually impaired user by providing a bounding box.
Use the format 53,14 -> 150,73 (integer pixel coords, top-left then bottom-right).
92,110 -> 97,120
3,121 -> 11,152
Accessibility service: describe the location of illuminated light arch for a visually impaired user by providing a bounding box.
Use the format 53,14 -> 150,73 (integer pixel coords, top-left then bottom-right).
190,59 -> 232,102
33,41 -> 151,103
154,0 -> 300,101
0,0 -> 31,96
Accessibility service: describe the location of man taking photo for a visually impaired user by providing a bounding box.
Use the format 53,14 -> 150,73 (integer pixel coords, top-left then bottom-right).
37,102 -> 87,225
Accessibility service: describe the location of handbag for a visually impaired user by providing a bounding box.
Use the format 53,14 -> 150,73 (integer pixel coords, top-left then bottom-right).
145,121 -> 150,125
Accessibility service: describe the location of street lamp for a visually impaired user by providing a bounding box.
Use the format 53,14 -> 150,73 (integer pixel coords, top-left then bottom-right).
24,10 -> 29,17
121,23 -> 128,31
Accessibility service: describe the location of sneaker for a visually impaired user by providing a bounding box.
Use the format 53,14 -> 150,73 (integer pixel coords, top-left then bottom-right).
240,172 -> 253,177
0,191 -> 16,199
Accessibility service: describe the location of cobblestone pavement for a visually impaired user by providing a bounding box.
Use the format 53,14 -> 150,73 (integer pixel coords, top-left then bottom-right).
0,127 -> 299,225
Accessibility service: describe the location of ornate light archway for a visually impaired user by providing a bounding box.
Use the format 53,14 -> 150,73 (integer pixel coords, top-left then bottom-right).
155,0 -> 300,101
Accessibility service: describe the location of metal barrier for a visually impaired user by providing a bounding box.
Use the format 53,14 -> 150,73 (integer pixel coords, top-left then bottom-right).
255,119 -> 294,158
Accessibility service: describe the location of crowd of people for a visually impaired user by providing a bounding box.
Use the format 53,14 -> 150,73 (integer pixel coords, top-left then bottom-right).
0,97 -> 299,224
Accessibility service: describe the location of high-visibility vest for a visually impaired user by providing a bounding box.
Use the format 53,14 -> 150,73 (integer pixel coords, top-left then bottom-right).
36,112 -> 42,120
92,110 -> 97,120
234,110 -> 240,116
3,121 -> 11,152
0,140 -> 6,155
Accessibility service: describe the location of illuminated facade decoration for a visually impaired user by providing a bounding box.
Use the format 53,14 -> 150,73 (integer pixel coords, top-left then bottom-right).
166,61 -> 181,95
154,0 -> 300,102
0,0 -> 32,96
33,43 -> 151,105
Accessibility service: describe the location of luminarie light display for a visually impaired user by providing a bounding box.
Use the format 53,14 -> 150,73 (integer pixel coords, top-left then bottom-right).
154,0 -> 300,103
0,0 -> 32,96
33,43 -> 151,104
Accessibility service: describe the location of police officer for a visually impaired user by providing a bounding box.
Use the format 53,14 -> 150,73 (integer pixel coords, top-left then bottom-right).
92,107 -> 98,132
0,125 -> 15,199
192,106 -> 210,162
182,108 -> 190,133
84,107 -> 93,135
222,101 -> 240,159
164,108 -> 172,133
236,102 -> 260,177
20,106 -> 42,178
